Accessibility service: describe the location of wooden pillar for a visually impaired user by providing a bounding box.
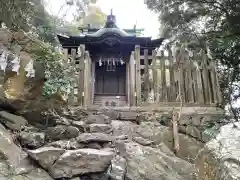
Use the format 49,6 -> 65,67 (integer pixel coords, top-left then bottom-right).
63,48 -> 69,69
167,47 -> 176,102
88,53 -> 92,106
196,64 -> 205,104
143,49 -> 149,102
126,61 -> 130,106
135,45 -> 141,106
179,62 -> 185,103
152,49 -> 157,102
187,60 -> 195,103
129,51 -> 136,106
160,51 -> 167,102
63,48 -> 72,103
78,45 -> 85,105
215,67 -> 223,104
91,62 -> 95,105
201,50 -> 211,103
68,48 -> 77,104
83,51 -> 91,107
209,61 -> 222,104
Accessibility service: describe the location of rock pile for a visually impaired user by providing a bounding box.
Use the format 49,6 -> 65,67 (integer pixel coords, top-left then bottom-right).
196,122 -> 240,180
0,107 -> 201,180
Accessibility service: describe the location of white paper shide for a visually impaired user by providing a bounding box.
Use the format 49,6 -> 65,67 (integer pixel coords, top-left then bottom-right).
0,51 -> 36,77
24,59 -> 35,77
0,52 -> 8,72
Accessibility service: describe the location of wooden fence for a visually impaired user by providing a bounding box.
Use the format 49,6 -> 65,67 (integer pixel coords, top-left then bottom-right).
138,46 -> 222,105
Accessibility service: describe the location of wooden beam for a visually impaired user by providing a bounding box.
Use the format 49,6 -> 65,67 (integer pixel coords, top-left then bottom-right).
143,49 -> 149,102
135,45 -> 141,106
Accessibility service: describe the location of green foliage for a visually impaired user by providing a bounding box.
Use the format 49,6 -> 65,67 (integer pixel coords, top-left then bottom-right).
145,0 -> 240,119
202,125 -> 220,140
31,43 -> 73,97
0,0 -> 38,31
81,4 -> 107,28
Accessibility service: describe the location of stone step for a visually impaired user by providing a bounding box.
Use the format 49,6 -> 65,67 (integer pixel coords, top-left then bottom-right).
94,95 -> 127,107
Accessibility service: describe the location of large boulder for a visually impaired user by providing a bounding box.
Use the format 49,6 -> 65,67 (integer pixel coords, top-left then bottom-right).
196,122 -> 240,180
76,133 -> 113,143
0,111 -> 27,130
19,131 -> 45,148
137,122 -> 203,162
116,141 -> 197,180
49,148 -> 114,179
86,114 -> 111,124
107,155 -> 126,180
89,123 -> 112,133
47,139 -> 84,150
27,147 -> 65,169
0,123 -> 53,179
46,125 -> 80,141
111,120 -> 139,139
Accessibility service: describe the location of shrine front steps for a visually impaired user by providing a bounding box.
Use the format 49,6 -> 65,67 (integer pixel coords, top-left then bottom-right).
85,106 -> 224,143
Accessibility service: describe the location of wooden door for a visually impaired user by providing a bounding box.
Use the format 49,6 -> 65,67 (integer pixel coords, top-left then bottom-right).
95,64 -> 126,95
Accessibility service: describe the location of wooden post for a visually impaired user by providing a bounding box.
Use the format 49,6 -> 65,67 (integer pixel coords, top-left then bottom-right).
78,45 -> 85,105
209,61 -> 217,103
210,61 -> 222,104
187,60 -> 195,103
172,112 -> 180,155
83,51 -> 90,107
63,48 -> 68,69
126,61 -> 130,106
167,47 -> 176,102
71,48 -> 77,65
160,51 -> 167,102
129,51 -> 136,106
135,45 -> 141,106
68,48 -> 77,104
88,53 -> 92,106
152,49 -> 157,102
143,49 -> 149,102
63,48 -> 72,103
196,62 -> 205,104
215,68 -> 223,104
91,62 -> 95,105
179,63 -> 185,103
201,50 -> 211,103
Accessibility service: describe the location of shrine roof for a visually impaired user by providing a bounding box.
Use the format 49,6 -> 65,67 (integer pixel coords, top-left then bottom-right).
57,11 -> 164,49
57,33 -> 164,48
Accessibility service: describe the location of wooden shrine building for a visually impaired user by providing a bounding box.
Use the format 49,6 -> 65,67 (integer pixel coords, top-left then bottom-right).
57,11 -> 222,108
